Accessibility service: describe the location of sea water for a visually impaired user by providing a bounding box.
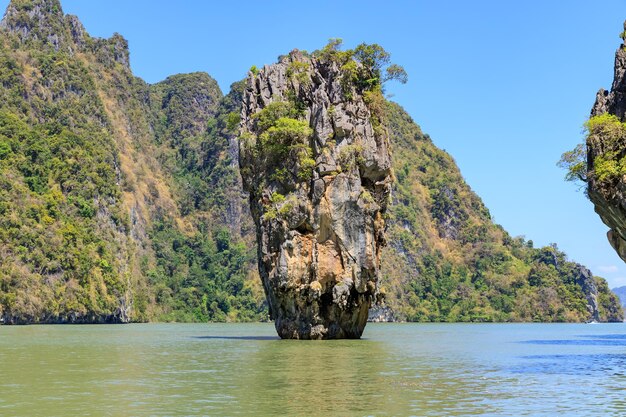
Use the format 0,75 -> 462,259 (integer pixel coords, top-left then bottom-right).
1,323 -> 625,416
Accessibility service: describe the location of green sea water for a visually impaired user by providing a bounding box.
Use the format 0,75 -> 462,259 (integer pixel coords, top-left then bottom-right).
1,323 -> 625,416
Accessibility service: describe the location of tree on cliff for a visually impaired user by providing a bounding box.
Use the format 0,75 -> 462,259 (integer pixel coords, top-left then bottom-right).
559,113 -> 626,194
314,39 -> 408,91
558,142 -> 587,184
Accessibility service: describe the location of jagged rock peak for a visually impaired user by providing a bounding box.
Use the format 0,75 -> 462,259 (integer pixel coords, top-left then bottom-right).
3,0 -> 64,19
1,0 -> 66,48
0,0 -> 130,68
587,20 -> 626,263
239,47 -> 394,339
592,20 -> 626,118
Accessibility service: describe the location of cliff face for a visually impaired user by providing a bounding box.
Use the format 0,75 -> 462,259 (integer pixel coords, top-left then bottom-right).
588,22 -> 626,263
384,102 -> 623,323
0,0 -> 137,323
0,0 -> 620,325
239,51 -> 393,339
0,0 -> 263,324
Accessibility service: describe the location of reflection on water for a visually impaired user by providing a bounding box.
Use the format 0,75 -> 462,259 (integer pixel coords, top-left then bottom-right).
1,323 -> 626,416
193,335 -> 279,340
241,338 -> 393,415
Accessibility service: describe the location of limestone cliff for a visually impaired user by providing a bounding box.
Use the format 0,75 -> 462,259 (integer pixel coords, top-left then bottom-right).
0,0 -> 136,323
239,50 -> 393,339
587,21 -> 626,263
1,0 -> 620,325
0,0 -> 262,324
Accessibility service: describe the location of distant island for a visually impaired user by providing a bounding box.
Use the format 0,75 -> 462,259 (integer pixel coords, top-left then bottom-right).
0,0 -> 622,326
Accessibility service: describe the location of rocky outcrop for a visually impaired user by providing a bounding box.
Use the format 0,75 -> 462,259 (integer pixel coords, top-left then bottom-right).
1,0 -> 130,67
588,21 -> 626,263
367,305 -> 396,322
0,0 -> 67,49
573,265 -> 600,322
239,50 -> 393,339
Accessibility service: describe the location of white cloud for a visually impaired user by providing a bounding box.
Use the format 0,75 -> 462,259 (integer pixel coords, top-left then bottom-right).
597,265 -> 619,273
609,276 -> 626,289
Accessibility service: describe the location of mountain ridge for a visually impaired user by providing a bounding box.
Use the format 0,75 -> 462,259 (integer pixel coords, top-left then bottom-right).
0,0 -> 621,324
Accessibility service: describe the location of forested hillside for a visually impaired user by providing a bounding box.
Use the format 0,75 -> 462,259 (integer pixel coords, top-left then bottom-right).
382,103 -> 621,322
0,0 -> 264,323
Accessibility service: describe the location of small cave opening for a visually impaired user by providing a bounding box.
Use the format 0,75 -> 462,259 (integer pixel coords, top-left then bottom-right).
319,292 -> 333,318
295,221 -> 314,235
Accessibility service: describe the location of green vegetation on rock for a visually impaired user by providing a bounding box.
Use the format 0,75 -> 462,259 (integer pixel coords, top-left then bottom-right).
0,0 -> 620,324
0,0 -> 265,324
559,113 -> 626,197
384,102 -> 622,322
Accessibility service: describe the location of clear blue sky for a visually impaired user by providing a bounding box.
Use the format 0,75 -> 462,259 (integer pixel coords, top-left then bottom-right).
4,0 -> 626,287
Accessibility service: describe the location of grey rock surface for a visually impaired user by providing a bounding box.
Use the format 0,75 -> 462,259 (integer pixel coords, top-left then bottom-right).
573,265 -> 600,322
239,50 -> 393,339
589,21 -> 626,264
367,305 -> 396,323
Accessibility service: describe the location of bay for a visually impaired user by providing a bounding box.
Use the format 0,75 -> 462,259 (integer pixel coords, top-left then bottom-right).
1,323 -> 626,416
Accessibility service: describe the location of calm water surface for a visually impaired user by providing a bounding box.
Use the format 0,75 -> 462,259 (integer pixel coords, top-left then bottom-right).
1,323 -> 626,416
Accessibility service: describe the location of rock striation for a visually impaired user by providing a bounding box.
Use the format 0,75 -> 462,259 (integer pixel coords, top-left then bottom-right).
588,21 -> 626,263
239,50 -> 393,339
574,265 -> 600,322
